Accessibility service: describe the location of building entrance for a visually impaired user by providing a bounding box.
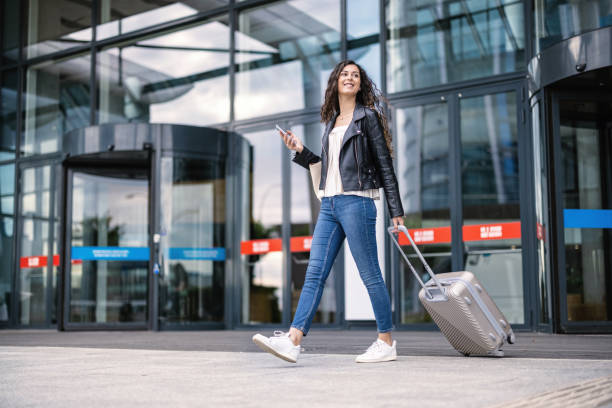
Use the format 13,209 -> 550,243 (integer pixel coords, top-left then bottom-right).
54,124 -> 248,331
63,158 -> 151,329
392,83 -> 528,329
553,90 -> 612,332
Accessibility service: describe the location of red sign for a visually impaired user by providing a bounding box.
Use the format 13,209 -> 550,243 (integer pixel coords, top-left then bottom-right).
20,254 -> 82,268
291,236 -> 313,253
20,256 -> 48,269
240,238 -> 282,255
462,222 -> 521,241
241,223 -> 519,253
240,237 -> 316,254
398,227 -> 451,246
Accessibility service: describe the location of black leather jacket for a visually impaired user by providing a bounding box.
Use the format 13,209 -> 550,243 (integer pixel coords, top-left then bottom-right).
293,103 -> 404,218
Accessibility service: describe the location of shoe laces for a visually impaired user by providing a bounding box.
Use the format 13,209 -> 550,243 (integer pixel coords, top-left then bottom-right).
272,331 -> 304,351
365,340 -> 383,354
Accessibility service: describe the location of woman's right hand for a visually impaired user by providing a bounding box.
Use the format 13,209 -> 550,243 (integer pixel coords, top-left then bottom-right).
279,130 -> 304,153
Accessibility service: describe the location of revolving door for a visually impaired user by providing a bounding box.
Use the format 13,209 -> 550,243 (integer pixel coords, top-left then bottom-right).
59,124 -> 248,330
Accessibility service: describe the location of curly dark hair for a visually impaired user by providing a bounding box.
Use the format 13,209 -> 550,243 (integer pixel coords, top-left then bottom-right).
321,60 -> 393,156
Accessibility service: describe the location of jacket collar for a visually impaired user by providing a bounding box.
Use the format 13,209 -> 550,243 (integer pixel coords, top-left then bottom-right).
323,102 -> 367,150
352,102 -> 366,121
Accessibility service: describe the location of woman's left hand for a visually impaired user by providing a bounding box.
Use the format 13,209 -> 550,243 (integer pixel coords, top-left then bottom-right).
391,216 -> 404,232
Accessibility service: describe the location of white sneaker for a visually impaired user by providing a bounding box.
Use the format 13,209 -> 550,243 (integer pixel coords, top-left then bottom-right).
252,331 -> 301,363
355,339 -> 397,363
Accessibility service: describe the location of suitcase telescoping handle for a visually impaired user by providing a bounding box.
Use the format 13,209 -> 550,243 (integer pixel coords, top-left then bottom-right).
387,225 -> 446,300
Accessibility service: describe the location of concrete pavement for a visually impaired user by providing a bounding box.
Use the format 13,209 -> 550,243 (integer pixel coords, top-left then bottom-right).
1,330 -> 612,407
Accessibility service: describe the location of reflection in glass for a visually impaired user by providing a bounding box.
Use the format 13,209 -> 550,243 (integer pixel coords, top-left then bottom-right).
290,122 -> 336,323
347,0 -> 381,86
560,100 -> 612,322
2,0 -> 19,64
0,164 -> 15,323
97,1 -> 228,40
25,0 -> 92,59
1,70 -> 18,160
461,91 -> 523,324
97,16 -> 230,126
160,157 -> 225,324
235,1 -> 341,120
69,171 -> 148,324
396,103 -> 451,323
23,54 -> 91,156
532,101 -> 551,324
462,92 -> 519,221
19,166 -> 51,325
535,0 -> 612,52
386,0 -> 525,93
241,128 -> 283,324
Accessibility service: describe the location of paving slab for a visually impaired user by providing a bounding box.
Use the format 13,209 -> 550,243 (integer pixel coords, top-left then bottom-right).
1,330 -> 611,407
1,346 -> 612,408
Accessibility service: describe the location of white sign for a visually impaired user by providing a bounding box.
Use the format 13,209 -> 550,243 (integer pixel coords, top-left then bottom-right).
253,241 -> 269,253
480,225 -> 502,239
414,229 -> 434,243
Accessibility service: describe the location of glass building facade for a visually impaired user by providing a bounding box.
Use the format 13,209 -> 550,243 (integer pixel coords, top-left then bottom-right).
0,0 -> 611,333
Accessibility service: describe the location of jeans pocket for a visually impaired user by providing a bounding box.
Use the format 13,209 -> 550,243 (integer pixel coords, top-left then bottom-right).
363,197 -> 376,221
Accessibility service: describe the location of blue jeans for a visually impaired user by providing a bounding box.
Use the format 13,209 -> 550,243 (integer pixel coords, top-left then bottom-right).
290,195 -> 392,335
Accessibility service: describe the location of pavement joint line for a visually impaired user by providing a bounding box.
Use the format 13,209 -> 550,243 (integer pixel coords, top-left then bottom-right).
491,375 -> 612,408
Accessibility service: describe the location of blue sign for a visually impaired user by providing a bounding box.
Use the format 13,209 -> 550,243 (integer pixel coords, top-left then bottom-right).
168,247 -> 226,261
564,209 -> 612,229
72,246 -> 150,261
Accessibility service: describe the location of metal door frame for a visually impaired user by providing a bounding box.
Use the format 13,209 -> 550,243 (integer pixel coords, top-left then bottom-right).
550,90 -> 612,333
528,91 -> 555,332
60,157 -> 152,331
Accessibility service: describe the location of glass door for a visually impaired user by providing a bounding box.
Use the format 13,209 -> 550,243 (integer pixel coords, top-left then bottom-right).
394,98 -> 452,325
236,120 -> 341,329
554,96 -> 612,331
392,83 -> 528,328
65,167 -> 150,328
17,163 -> 58,326
158,155 -> 226,326
459,88 -> 525,326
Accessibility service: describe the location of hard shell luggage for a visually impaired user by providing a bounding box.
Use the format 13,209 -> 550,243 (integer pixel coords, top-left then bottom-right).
388,226 -> 516,357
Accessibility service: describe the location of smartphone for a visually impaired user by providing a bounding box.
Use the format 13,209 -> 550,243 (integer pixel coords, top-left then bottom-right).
276,124 -> 298,148
275,124 -> 288,135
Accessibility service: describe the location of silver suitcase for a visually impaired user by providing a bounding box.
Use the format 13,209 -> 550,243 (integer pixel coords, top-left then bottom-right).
389,226 -> 516,357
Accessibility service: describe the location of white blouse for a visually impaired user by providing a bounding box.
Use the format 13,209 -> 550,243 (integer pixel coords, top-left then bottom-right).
320,125 -> 380,200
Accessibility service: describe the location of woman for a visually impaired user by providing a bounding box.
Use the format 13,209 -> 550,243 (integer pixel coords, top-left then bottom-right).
252,60 -> 404,363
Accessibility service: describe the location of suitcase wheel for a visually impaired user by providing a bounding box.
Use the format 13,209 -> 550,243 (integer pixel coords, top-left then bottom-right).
460,352 -> 470,357
507,333 -> 516,344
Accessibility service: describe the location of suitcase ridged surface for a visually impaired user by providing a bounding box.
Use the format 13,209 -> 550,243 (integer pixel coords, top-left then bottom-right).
438,272 -> 512,337
425,307 -> 489,355
420,284 -> 499,355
